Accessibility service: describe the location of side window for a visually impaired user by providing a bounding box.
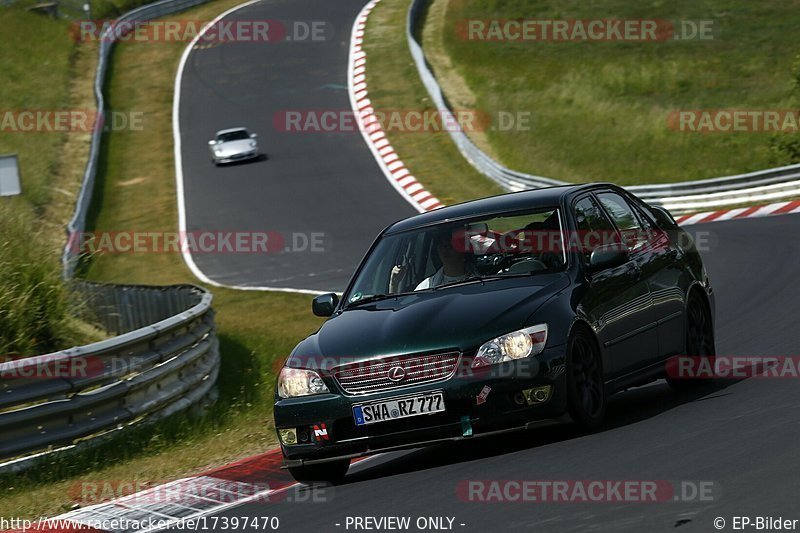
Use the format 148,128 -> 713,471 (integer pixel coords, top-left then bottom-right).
596,192 -> 651,253
573,196 -> 619,262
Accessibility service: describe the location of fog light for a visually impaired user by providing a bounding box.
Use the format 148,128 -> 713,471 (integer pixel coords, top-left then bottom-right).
278,428 -> 297,445
523,386 -> 552,405
298,427 -> 310,443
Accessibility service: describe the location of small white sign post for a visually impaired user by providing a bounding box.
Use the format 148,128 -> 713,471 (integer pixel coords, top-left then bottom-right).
0,154 -> 21,197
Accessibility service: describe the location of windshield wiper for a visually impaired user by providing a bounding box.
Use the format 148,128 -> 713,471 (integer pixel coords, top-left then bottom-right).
433,276 -> 493,290
345,291 -> 415,309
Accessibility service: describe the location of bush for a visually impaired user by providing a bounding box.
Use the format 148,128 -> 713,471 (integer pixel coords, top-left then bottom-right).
769,135 -> 800,164
0,204 -> 71,359
792,54 -> 800,94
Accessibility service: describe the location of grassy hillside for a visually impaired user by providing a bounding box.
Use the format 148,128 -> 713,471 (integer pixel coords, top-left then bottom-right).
425,0 -> 800,184
0,0 -> 324,520
0,7 -> 96,357
0,7 -> 75,209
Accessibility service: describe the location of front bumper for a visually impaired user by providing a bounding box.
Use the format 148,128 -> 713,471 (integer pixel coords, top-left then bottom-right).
274,345 -> 567,465
213,151 -> 259,164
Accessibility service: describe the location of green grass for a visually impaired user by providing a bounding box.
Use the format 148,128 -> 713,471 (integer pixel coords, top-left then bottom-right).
0,8 -> 74,210
0,8 -> 104,357
0,204 -> 89,358
0,0 -> 184,361
419,0 -> 800,185
366,0 -> 800,188
0,0 -> 325,520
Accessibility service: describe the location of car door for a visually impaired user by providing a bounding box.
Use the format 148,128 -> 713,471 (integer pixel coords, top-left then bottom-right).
627,196 -> 687,359
572,194 -> 658,378
595,192 -> 669,367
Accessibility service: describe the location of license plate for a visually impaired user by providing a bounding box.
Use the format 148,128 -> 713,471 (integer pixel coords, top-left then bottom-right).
353,391 -> 445,426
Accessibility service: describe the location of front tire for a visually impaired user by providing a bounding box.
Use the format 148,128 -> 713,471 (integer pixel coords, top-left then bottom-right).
287,459 -> 350,484
666,293 -> 715,390
566,326 -> 606,430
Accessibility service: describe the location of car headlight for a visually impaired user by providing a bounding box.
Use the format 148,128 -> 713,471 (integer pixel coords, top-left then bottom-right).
471,324 -> 548,368
277,367 -> 330,398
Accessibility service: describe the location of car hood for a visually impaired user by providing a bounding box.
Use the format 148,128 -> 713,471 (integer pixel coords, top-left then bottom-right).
214,139 -> 255,155
289,274 -> 570,371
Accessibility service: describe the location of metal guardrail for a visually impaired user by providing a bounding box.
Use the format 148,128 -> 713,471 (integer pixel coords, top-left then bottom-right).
0,282 -> 219,472
406,0 -> 800,213
622,164 -> 800,212
16,0 -> 224,474
62,0 -> 212,279
405,0 -> 561,192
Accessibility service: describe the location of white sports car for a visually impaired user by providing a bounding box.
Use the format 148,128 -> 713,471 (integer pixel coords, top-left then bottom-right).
208,127 -> 260,165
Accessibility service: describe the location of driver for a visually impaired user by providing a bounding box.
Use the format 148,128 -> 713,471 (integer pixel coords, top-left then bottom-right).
390,228 -> 474,292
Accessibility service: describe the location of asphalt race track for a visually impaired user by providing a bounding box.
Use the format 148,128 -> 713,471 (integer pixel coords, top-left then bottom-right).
168,213 -> 800,532
177,1 -> 800,531
178,0 -> 415,291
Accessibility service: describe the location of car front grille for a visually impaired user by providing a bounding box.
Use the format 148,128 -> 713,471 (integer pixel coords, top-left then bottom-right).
333,352 -> 461,395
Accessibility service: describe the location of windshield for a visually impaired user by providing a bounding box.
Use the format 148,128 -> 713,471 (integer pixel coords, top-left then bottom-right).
346,208 -> 565,305
217,130 -> 250,142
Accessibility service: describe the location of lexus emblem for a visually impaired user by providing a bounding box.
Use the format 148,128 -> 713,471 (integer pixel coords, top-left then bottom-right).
387,365 -> 406,382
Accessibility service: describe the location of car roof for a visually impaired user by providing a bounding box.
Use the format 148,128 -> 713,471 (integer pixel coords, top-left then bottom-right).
216,127 -> 249,135
384,183 -> 622,234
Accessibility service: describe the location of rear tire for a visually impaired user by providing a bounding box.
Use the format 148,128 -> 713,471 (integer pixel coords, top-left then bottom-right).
667,293 -> 715,391
287,459 -> 350,485
566,326 -> 606,430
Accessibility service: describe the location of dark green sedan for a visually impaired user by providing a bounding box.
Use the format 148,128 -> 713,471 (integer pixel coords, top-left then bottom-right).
274,184 -> 715,483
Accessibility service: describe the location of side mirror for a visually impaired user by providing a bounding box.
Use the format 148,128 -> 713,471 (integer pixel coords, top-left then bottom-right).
250,133 -> 258,139
208,140 -> 217,146
588,243 -> 629,272
650,205 -> 677,229
312,293 -> 339,317
465,222 -> 488,234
